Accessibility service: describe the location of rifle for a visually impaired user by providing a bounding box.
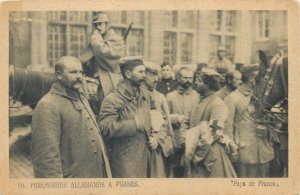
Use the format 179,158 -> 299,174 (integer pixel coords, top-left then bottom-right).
124,21 -> 133,42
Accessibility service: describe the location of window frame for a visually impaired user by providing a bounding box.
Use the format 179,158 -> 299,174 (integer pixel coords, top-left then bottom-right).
210,10 -> 238,61
47,11 -> 92,66
163,10 -> 198,65
256,10 -> 270,41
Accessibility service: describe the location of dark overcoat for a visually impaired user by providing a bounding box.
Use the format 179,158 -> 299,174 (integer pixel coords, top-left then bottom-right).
98,81 -> 154,178
31,82 -> 111,178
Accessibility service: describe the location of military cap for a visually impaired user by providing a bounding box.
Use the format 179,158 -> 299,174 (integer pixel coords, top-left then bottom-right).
92,12 -> 108,24
201,68 -> 222,77
119,56 -> 144,70
144,61 -> 161,74
240,64 -> 260,76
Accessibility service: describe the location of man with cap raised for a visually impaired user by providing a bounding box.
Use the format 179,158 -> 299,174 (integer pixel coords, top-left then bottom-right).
143,61 -> 175,177
208,45 -> 234,76
181,68 -> 237,178
98,56 -> 155,178
224,64 -> 274,177
79,11 -> 126,115
31,56 -> 111,178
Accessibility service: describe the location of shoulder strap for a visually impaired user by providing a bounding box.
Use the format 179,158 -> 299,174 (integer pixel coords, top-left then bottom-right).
115,87 -> 136,114
279,62 -> 288,98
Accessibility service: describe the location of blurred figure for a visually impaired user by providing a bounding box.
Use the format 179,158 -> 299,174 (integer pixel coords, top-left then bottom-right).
156,63 -> 178,96
166,67 -> 200,177
143,61 -> 175,177
208,45 -> 234,77
217,70 -> 242,100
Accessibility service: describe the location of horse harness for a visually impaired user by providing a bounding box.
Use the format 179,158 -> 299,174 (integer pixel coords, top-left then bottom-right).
252,55 -> 288,134
260,56 -> 288,103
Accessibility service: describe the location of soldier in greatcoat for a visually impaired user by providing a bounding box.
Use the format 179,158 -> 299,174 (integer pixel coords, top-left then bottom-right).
80,12 -> 126,115
143,61 -> 175,177
183,68 -> 237,178
224,65 -> 274,177
31,56 -> 111,178
98,57 -> 158,178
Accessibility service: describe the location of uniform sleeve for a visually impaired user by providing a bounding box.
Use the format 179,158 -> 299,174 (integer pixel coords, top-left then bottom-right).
224,96 -> 236,141
209,100 -> 228,130
31,100 -> 63,178
161,95 -> 175,139
98,95 -> 138,140
166,94 -> 180,125
178,111 -> 191,147
156,96 -> 174,156
91,31 -> 125,59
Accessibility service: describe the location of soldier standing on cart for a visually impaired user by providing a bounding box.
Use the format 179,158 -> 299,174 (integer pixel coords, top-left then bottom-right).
80,12 -> 126,115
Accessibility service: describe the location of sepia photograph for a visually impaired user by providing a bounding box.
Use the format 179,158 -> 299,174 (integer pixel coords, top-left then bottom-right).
1,0 -> 299,194
9,10 -> 288,179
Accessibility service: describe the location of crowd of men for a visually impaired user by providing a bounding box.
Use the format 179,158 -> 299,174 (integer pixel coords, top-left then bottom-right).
30,12 -> 283,178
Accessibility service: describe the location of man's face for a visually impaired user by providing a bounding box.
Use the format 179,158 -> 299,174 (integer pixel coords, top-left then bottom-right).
145,71 -> 159,91
178,69 -> 193,88
231,72 -> 242,88
95,22 -> 108,36
193,75 -> 207,96
127,65 -> 146,87
161,65 -> 172,79
59,61 -> 83,91
218,50 -> 226,59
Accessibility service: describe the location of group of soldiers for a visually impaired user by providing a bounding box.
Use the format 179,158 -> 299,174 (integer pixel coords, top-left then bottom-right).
30,12 -> 283,178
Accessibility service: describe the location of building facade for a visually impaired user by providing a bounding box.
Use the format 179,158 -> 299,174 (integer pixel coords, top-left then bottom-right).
9,10 -> 288,70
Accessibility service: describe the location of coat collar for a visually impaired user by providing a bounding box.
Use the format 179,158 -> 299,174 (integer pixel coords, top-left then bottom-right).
200,91 -> 217,103
104,28 -> 123,41
116,80 -> 148,101
238,84 -> 252,96
50,81 -> 79,101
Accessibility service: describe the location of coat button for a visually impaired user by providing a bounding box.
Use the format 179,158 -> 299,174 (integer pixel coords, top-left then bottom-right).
92,139 -> 95,142
90,127 -> 93,131
87,117 -> 90,120
94,151 -> 97,154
